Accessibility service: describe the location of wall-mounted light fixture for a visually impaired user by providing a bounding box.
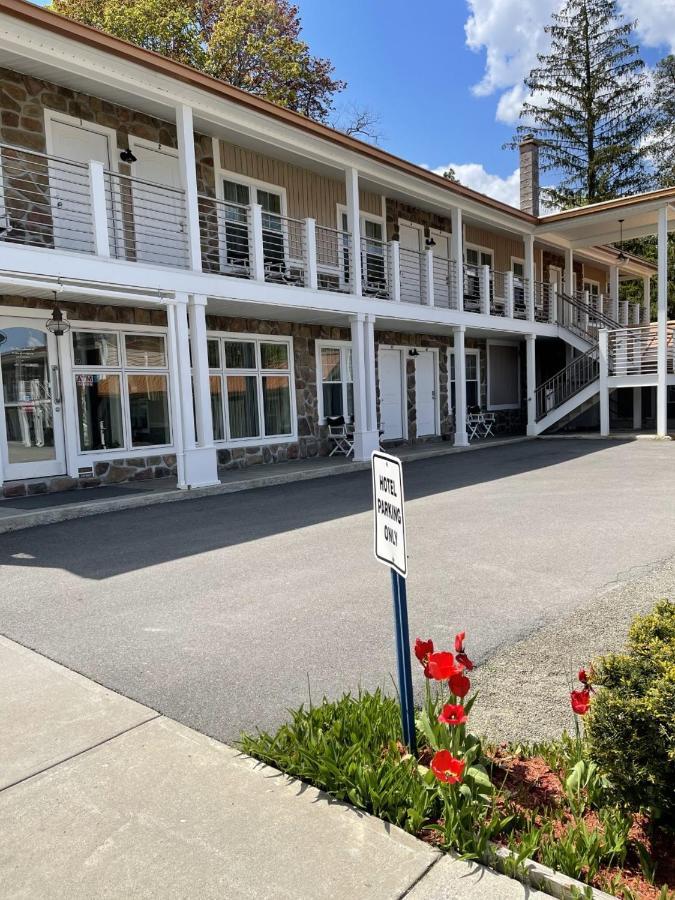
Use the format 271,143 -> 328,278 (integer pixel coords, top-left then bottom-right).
425,236 -> 436,249
408,348 -> 420,358
120,148 -> 137,164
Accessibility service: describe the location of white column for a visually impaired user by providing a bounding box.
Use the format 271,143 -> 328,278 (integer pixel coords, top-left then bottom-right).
189,294 -> 214,448
550,281 -> 558,324
656,205 -> 669,438
505,271 -> 515,318
599,329 -> 610,437
389,240 -> 401,302
450,207 -> 463,310
425,248 -> 435,306
305,217 -> 318,290
565,247 -> 574,296
175,104 -> 202,272
480,264 -> 491,314
524,234 -> 535,321
633,387 -> 642,431
168,294 -> 219,488
453,326 -> 469,447
345,167 -> 362,297
609,265 -> 620,322
350,314 -> 379,459
642,275 -> 651,324
250,203 -> 265,282
526,334 -> 537,436
88,160 -> 110,257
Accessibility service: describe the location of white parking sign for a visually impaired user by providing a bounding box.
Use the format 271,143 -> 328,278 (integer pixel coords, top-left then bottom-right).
372,451 -> 407,578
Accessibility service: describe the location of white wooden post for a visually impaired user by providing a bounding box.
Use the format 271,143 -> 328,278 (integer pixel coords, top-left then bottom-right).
88,160 -> 110,257
175,104 -> 202,272
189,294 -> 214,449
350,314 -> 379,459
599,329 -> 610,437
526,333 -> 537,436
582,290 -> 590,333
609,265 -> 620,322
642,275 -> 651,324
250,203 -> 265,282
656,205 -> 668,438
620,300 -> 628,326
550,281 -> 558,324
451,207 -> 463,311
480,264 -> 491,314
345,167 -> 362,296
425,248 -> 435,306
453,326 -> 469,447
389,240 -> 401,303
505,271 -> 515,318
525,234 -> 535,321
305,217 -> 318,290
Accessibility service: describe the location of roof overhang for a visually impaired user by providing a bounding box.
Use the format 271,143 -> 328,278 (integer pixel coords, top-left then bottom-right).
537,195 -> 675,248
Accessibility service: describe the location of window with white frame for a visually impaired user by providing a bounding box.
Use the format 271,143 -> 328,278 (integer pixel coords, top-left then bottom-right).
487,342 -> 520,410
316,342 -> 353,421
449,349 -> 480,410
71,330 -> 171,452
207,334 -> 294,443
583,279 -> 600,297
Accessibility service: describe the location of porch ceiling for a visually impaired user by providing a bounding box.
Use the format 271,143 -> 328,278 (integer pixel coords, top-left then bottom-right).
538,196 -> 675,248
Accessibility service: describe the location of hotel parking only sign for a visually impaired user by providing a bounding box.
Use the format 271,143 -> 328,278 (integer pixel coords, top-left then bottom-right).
372,450 -> 407,578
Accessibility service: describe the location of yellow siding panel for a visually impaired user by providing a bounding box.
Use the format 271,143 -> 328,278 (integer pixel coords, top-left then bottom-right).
465,225 -> 525,272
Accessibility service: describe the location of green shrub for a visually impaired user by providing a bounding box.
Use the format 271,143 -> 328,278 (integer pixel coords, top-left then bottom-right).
586,600 -> 675,824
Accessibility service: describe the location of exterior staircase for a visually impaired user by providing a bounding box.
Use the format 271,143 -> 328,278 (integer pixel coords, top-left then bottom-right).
532,292 -> 620,435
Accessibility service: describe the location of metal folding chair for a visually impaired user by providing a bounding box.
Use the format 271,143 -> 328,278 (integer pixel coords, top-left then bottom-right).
326,416 -> 354,457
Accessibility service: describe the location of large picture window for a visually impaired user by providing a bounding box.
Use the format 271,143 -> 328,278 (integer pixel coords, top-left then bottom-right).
316,342 -> 353,421
450,349 -> 481,410
71,329 -> 171,453
208,334 -> 295,443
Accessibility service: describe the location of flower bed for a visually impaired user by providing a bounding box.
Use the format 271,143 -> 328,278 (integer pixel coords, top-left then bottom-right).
241,609 -> 675,900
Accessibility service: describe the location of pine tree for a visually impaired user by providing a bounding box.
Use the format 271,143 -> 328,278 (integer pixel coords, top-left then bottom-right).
511,0 -> 652,209
652,54 -> 675,188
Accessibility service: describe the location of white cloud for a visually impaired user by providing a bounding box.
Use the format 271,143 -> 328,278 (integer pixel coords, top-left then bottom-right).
465,0 -> 675,125
432,162 -> 521,206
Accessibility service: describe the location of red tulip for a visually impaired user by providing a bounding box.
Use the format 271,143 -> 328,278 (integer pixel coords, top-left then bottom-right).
570,688 -> 591,715
414,638 -> 434,678
431,750 -> 465,784
427,651 -> 460,681
449,672 -> 471,698
454,631 -> 466,653
438,703 -> 468,726
456,651 -> 475,672
578,668 -> 588,685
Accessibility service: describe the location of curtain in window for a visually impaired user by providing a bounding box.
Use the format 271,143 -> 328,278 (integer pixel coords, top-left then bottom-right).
262,375 -> 291,435
227,375 -> 259,439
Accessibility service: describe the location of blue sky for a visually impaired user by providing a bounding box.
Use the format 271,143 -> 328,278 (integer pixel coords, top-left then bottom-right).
31,0 -> 675,204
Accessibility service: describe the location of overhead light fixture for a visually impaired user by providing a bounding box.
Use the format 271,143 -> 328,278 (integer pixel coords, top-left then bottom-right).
120,148 -> 137,164
616,219 -> 627,263
409,348 -> 420,358
46,290 -> 70,337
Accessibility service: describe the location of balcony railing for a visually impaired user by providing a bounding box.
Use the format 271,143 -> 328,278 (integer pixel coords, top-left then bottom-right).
198,195 -> 252,278
433,257 -> 458,309
535,345 -> 599,420
361,235 -> 390,299
315,224 -> 353,293
608,325 -> 675,376
262,212 -> 307,287
0,143 -> 94,253
399,245 -> 426,305
105,170 -> 189,268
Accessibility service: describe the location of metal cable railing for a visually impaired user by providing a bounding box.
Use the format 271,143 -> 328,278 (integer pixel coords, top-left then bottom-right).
607,325 -> 675,376
0,143 -> 94,253
315,224 -> 352,293
533,281 -> 552,323
360,236 -> 390,298
491,270 -> 508,316
198,195 -> 251,278
535,346 -> 599,421
513,276 -> 529,319
399,245 -> 426,304
105,170 -> 189,267
262,212 -> 306,287
463,264 -> 481,312
433,257 -> 457,309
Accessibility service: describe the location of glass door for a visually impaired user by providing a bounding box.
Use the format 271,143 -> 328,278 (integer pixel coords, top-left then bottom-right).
0,317 -> 66,480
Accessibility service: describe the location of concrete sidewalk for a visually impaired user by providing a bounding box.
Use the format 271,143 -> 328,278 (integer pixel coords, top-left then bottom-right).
0,636 -> 543,899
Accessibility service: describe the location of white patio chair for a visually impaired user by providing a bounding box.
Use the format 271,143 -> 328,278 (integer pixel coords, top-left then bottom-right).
326,416 -> 354,458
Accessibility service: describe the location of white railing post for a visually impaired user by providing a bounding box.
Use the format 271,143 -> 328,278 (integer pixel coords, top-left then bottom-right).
250,203 -> 265,282
450,207 -> 463,311
550,282 -> 558,324
345,167 -> 362,297
88,160 -> 110,257
305,217 -> 318,290
175,104 -> 203,272
525,234 -> 535,322
582,290 -> 590,333
389,240 -> 401,303
425,248 -> 435,307
599,329 -> 610,437
480,265 -> 491,314
642,275 -> 651,324
620,300 -> 628,326
505,271 -> 515,318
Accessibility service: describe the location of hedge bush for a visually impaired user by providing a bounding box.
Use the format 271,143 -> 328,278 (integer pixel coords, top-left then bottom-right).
586,600 -> 675,824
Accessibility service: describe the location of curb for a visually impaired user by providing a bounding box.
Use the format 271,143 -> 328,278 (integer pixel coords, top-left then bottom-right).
486,844 -> 614,900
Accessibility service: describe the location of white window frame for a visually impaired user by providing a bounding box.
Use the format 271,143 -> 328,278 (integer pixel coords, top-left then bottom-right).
43,109 -> 119,171
69,322 -> 173,456
215,167 -> 288,217
449,348 -> 481,410
582,278 -> 600,296
315,339 -> 353,424
207,331 -> 297,447
464,243 -> 494,268
486,340 -> 521,411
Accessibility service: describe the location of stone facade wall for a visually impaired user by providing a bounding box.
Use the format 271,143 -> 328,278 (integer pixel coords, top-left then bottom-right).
385,199 -> 453,241
0,293 -> 167,326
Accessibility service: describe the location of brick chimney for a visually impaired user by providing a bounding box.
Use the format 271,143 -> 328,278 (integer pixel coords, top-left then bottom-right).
519,136 -> 540,216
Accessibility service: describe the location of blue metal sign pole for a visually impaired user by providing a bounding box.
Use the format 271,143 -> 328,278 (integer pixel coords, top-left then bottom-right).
390,568 -> 416,755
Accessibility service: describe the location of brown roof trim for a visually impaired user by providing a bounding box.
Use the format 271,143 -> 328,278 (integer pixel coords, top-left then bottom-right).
3,0 -> 539,223
541,188 -> 675,222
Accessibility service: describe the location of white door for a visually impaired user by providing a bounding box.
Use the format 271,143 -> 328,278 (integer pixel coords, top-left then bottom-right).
430,229 -> 452,306
398,222 -> 424,304
0,316 -> 66,480
129,143 -> 187,267
415,352 -> 437,436
379,349 -> 404,441
48,119 -> 112,252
